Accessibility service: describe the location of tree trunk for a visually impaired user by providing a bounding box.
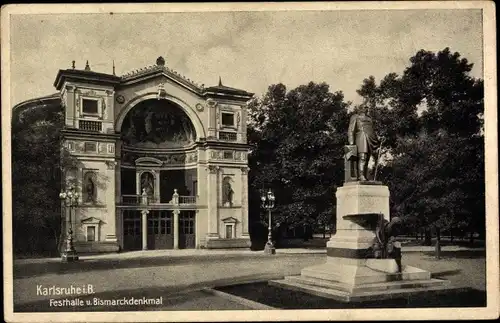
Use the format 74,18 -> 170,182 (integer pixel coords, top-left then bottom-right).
469,231 -> 474,245
436,227 -> 441,242
450,228 -> 454,243
424,229 -> 432,246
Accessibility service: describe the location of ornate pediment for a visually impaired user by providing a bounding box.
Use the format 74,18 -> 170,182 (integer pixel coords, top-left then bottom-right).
221,217 -> 238,223
81,217 -> 103,224
120,58 -> 203,93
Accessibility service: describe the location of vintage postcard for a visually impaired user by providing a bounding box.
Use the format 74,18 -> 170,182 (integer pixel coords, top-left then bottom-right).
2,2 -> 498,322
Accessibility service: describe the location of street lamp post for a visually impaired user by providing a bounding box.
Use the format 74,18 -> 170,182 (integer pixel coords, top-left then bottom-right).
261,189 -> 276,255
59,185 -> 79,262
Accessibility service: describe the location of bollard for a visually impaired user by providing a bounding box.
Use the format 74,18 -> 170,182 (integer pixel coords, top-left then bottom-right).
435,240 -> 441,259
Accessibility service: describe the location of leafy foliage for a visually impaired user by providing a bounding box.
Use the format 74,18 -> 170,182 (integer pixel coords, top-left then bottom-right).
357,48 -> 484,239
247,82 -> 350,232
11,103 -> 66,256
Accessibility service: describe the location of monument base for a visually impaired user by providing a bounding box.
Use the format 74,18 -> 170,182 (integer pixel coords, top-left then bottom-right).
271,183 -> 455,302
270,261 -> 453,302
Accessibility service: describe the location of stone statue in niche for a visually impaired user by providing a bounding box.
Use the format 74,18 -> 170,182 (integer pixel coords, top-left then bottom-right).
141,172 -> 155,196
222,177 -> 234,207
121,100 -> 196,148
85,173 -> 96,203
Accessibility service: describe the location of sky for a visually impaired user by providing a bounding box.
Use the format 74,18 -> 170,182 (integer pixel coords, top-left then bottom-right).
9,8 -> 483,107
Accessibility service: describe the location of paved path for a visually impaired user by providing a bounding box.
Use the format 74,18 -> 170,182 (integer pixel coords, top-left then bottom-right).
14,245 -> 483,264
13,250 -> 485,310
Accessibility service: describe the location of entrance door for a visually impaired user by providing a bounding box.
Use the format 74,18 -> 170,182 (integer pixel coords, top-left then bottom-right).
147,210 -> 174,249
123,210 -> 142,250
179,211 -> 196,249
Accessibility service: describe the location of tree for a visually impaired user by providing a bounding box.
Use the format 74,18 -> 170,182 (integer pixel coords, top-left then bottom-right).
11,102 -> 66,256
247,82 -> 350,239
356,48 -> 484,243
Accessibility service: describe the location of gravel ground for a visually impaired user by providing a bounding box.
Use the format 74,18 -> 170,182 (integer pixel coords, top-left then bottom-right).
12,250 -> 486,311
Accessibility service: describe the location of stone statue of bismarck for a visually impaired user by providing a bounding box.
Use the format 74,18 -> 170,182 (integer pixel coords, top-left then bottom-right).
346,104 -> 381,181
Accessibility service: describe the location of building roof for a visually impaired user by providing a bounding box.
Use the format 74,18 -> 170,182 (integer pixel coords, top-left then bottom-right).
119,57 -> 254,99
54,68 -> 121,90
12,92 -> 62,123
204,83 -> 254,97
48,56 -> 253,102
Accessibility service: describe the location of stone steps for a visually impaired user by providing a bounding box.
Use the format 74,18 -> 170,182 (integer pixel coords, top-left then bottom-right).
269,277 -> 457,302
284,275 -> 450,293
301,264 -> 431,285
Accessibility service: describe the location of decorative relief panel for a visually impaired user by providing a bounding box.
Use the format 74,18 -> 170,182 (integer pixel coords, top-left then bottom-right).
116,95 -> 125,104
98,143 -> 106,154
102,97 -> 107,119
186,151 -> 198,163
209,150 -> 246,162
67,141 -> 75,152
75,142 -> 85,153
219,104 -> 238,111
67,140 -> 116,156
61,91 -> 67,109
121,151 -> 198,166
75,92 -> 80,115
82,89 -> 103,97
210,151 -> 223,160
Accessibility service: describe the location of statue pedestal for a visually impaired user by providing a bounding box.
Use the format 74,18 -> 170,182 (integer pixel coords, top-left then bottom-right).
270,183 -> 454,302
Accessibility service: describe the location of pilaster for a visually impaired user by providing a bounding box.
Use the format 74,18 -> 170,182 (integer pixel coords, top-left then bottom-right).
141,209 -> 148,250
240,166 -> 250,237
206,165 -> 219,238
104,160 -> 118,242
173,209 -> 180,249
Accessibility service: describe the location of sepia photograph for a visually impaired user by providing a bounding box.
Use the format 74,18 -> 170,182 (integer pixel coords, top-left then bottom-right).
2,2 -> 498,322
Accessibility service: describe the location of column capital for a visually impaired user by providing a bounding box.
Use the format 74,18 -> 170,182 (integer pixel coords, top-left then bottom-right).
207,165 -> 220,174
240,167 -> 249,175
105,160 -> 117,170
206,98 -> 218,108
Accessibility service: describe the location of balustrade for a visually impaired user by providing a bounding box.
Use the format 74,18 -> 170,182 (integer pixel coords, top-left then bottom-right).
79,120 -> 102,132
120,194 -> 196,206
218,131 -> 237,141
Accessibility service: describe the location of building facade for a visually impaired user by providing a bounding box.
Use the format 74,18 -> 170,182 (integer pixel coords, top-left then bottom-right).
16,57 -> 254,252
